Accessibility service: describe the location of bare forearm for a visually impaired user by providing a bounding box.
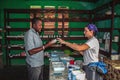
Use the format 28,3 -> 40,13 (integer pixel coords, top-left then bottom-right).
65,42 -> 83,55
64,41 -> 89,52
28,41 -> 54,55
79,51 -> 84,55
64,41 -> 80,51
28,46 -> 44,55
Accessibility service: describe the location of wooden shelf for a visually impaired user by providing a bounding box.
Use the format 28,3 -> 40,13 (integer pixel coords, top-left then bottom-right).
6,35 -> 87,41
6,28 -> 29,31
93,14 -> 120,21
7,46 -> 24,50
6,18 -> 90,22
9,55 -> 52,59
6,28 -> 84,32
6,36 -> 24,40
112,41 -> 119,43
7,44 -> 66,50
99,49 -> 109,57
9,56 -> 26,59
5,6 -> 120,65
114,28 -> 120,31
5,9 -> 92,14
93,15 -> 113,21
98,28 -> 111,32
4,8 -> 93,66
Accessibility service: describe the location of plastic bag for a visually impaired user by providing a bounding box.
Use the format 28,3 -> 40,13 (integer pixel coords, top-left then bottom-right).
88,61 -> 108,74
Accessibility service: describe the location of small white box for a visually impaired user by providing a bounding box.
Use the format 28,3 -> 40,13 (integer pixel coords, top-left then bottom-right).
72,70 -> 86,80
52,62 -> 65,72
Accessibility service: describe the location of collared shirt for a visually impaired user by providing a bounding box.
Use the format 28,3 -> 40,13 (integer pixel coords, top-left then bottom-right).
83,36 -> 99,65
24,28 -> 44,67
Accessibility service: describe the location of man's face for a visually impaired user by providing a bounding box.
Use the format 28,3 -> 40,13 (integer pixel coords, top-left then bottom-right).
33,20 -> 42,32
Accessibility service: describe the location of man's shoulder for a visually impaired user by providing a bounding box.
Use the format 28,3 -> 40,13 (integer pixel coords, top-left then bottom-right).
27,28 -> 33,33
24,29 -> 33,36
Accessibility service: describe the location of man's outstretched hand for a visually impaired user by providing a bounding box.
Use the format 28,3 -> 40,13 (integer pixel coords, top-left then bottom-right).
44,39 -> 57,48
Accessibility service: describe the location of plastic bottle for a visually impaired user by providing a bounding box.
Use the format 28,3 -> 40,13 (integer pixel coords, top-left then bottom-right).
68,66 -> 73,80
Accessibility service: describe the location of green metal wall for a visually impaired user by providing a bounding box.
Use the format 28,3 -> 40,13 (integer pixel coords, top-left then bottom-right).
0,0 -> 95,65
95,0 -> 120,52
1,0 -> 120,65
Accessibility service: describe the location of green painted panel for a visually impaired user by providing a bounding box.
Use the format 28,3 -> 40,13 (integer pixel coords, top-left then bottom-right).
1,0 -> 119,65
0,0 -> 95,65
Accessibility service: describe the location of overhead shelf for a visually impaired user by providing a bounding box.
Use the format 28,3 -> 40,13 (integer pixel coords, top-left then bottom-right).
6,18 -> 91,22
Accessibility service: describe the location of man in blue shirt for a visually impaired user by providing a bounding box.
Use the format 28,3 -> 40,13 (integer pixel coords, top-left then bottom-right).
24,17 -> 55,80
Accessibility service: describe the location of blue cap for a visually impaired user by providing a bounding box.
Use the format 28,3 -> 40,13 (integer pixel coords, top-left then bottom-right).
87,24 -> 98,33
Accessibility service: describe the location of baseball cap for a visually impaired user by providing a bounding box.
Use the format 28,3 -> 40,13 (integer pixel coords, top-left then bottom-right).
87,24 -> 98,33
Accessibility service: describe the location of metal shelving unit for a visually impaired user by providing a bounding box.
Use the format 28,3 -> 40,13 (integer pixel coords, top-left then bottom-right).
4,9 -> 91,66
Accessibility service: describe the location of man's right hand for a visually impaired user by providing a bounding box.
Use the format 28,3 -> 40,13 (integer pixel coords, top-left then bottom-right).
44,39 -> 57,48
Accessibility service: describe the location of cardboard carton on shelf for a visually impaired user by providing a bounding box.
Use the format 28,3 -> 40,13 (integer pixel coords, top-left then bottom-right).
58,22 -> 69,25
58,13 -> 69,19
44,22 -> 55,25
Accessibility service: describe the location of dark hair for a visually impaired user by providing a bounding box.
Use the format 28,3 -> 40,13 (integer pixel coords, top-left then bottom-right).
32,17 -> 42,26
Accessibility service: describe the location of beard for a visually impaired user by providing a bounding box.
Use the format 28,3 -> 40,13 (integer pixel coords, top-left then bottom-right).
37,28 -> 41,32
39,29 -> 41,32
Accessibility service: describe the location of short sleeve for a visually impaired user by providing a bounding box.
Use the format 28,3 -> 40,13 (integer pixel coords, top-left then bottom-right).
24,31 -> 35,51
